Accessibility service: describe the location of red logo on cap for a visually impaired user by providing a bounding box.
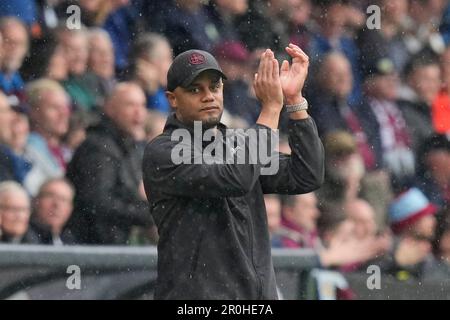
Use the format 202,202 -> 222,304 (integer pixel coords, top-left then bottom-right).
189,52 -> 205,65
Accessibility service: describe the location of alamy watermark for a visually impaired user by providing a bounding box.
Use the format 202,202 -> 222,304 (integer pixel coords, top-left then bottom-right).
366,5 -> 381,30
63,4 -> 381,31
66,5 -> 81,30
66,265 -> 81,290
366,265 -> 381,290
170,121 -> 280,175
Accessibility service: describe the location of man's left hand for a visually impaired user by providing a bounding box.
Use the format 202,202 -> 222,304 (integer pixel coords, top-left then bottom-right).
280,43 -> 309,104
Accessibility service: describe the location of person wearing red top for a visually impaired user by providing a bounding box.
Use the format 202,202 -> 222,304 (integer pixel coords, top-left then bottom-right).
432,46 -> 450,134
433,91 -> 450,133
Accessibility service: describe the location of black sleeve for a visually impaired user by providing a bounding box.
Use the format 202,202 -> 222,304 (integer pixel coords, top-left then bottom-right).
259,117 -> 325,194
67,142 -> 152,227
143,124 -> 279,198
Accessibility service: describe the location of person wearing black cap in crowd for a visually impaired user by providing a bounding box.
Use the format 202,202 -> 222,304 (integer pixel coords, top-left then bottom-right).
142,44 -> 324,299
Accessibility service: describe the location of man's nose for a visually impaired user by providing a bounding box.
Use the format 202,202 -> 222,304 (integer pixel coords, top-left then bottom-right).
201,89 -> 215,101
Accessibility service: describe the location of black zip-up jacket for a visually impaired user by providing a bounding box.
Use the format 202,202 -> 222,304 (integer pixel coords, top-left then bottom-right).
142,113 -> 324,299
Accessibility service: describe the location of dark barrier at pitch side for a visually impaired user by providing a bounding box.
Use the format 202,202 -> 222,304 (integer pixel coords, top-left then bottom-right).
1,245 -> 450,299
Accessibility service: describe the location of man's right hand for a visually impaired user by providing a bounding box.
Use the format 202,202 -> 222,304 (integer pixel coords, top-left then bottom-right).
320,236 -> 388,268
254,49 -> 283,129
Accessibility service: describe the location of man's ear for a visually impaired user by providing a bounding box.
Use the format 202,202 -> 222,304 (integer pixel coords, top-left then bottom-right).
166,91 -> 177,110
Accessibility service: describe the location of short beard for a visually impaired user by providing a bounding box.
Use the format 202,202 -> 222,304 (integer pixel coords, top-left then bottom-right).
201,110 -> 223,129
202,115 -> 222,129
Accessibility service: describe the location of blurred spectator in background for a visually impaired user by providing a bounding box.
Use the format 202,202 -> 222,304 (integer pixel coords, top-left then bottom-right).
416,134 -> 450,209
318,131 -> 366,203
0,91 -> 12,144
317,204 -> 354,246
0,92 -> 16,182
308,52 -> 352,135
87,28 -> 117,109
205,0 -> 248,42
62,110 -> 90,160
25,79 -> 70,196
398,51 -> 441,153
345,198 -> 379,240
161,0 -> 221,56
139,1 -> 171,34
384,187 -> 439,279
236,0 -> 292,57
101,0 -> 137,73
36,0 -> 124,40
269,194 -> 386,273
35,0 -> 62,34
57,27 -> 100,113
287,0 -> 313,51
0,17 -> 29,106
356,0 -> 410,74
378,0 -> 410,71
144,110 -> 167,143
404,0 -> 446,57
362,57 -> 415,185
9,107 -> 32,182
342,1 -> 367,32
29,177 -> 75,245
129,33 -> 172,114
2,0 -> 63,38
319,130 -> 392,227
66,82 -> 153,244
317,203 -> 387,272
0,1 -> 38,29
308,52 -> 380,171
279,193 -> 321,249
308,0 -> 361,104
55,0 -> 98,27
0,94 -> 33,189
59,0 -> 131,28
20,33 -> 68,82
432,45 -> 450,134
264,194 -> 283,248
0,181 -> 37,244
214,40 -> 260,125
440,2 -> 450,45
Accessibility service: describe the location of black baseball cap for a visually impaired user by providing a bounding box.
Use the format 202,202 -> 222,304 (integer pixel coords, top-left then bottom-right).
167,49 -> 227,92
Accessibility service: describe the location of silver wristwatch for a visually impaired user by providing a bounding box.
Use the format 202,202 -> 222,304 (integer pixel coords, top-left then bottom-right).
285,98 -> 308,113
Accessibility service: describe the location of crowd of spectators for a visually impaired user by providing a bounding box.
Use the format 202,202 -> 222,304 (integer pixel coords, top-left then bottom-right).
0,0 -> 450,284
